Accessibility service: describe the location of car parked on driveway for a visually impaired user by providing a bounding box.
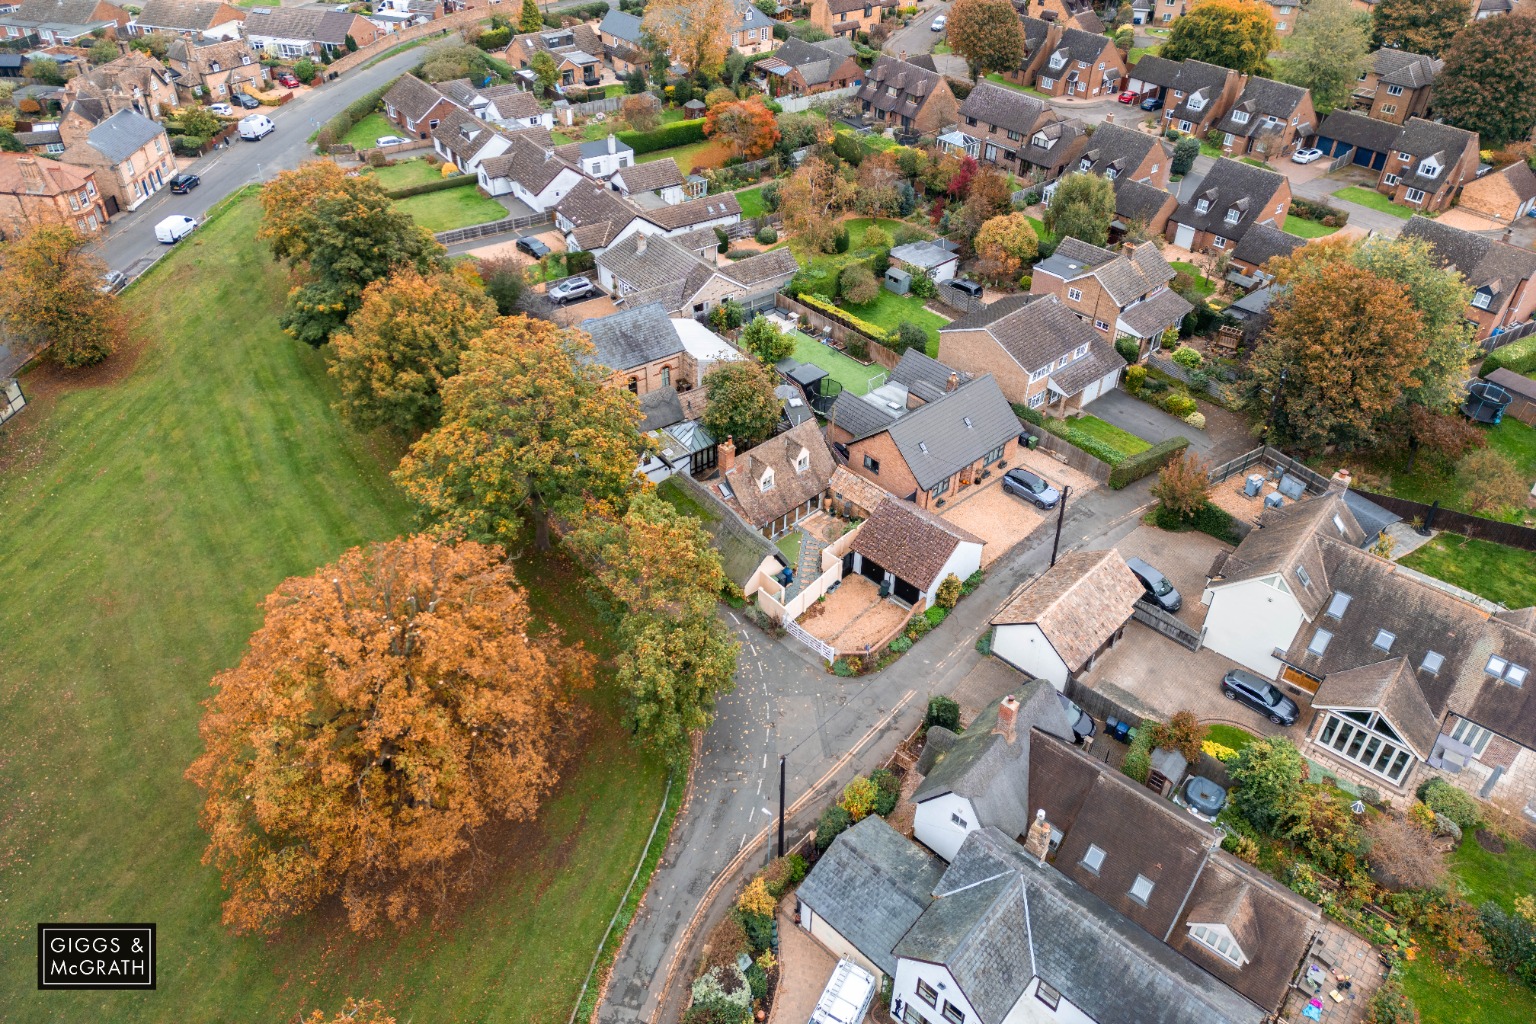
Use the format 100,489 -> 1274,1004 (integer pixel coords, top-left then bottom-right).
375,135 -> 408,147
1125,556 -> 1181,613
169,172 -> 200,194
516,235 -> 551,258
931,13 -> 946,31
1141,95 -> 1164,111
1001,467 -> 1060,510
1221,668 -> 1300,726
209,102 -> 233,117
1058,693 -> 1096,746
275,72 -> 301,89
232,91 -> 260,109
547,276 -> 596,304
1291,147 -> 1324,165
1118,90 -> 1139,104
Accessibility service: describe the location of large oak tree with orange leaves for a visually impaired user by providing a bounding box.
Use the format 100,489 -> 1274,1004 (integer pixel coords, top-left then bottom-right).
703,97 -> 780,160
187,535 -> 592,935
0,223 -> 127,368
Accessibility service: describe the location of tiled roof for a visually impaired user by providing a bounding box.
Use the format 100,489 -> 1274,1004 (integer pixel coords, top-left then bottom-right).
243,7 -> 357,43
723,247 -> 798,288
555,181 -> 640,247
851,496 -> 983,590
1210,490 -> 1365,620
880,375 -> 1020,491
598,231 -> 706,291
1230,222 -> 1304,270
1313,658 -> 1440,757
0,152 -> 93,195
944,293 -> 1102,377
384,73 -> 454,123
1048,339 -> 1124,396
10,0 -> 118,24
1315,108 -> 1403,154
828,464 -> 893,512
1047,26 -> 1114,66
1113,177 -> 1176,224
1117,287 -> 1193,338
597,6 -> 643,44
1215,77 -> 1310,139
611,158 -> 682,194
719,418 -> 835,528
1076,121 -> 1164,179
1369,47 -> 1442,89
890,348 -> 967,404
858,55 -> 945,117
1037,236 -> 1175,306
1394,116 -> 1478,189
481,132 -> 578,193
959,80 -> 1050,136
81,108 -> 164,163
134,0 -> 241,29
1173,157 -> 1286,240
580,301 -> 681,374
1400,216 -> 1536,302
635,190 -> 740,231
993,549 -> 1144,672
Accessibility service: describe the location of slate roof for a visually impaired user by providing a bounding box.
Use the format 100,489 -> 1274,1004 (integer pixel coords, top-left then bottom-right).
81,108 -> 163,163
1401,215 -> 1536,303
597,6 -> 643,44
828,389 -> 900,439
1394,117 -> 1478,191
1210,490 -> 1366,619
890,348 -> 967,404
895,871 -> 1032,1024
1215,77 -> 1310,140
581,301 -> 682,374
719,418 -> 836,528
1173,157 -> 1286,240
852,497 -> 983,590
1036,236 -> 1175,306
555,182 -> 640,248
1113,177 -> 1176,225
599,231 -> 705,291
611,158 -> 682,194
1369,47 -> 1442,90
507,23 -> 602,62
1075,121 -> 1163,180
871,375 -> 1020,491
439,81 -> 542,122
638,191 -> 741,231
638,385 -> 685,433
8,0 -> 118,24
993,549 -> 1144,671
796,815 -> 946,978
1230,221 -> 1304,270
135,0 -> 241,29
243,7 -> 357,43
1341,489 -> 1401,543
959,80 -> 1050,136
769,35 -> 857,86
821,0 -> 898,11
1127,54 -> 1183,88
1313,658 -> 1440,757
1118,287 -> 1194,337
384,73 -> 454,123
941,293 -> 1104,378
1315,109 -> 1403,154
858,55 -> 945,119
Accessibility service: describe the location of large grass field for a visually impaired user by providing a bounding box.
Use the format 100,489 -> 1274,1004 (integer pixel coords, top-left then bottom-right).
0,196 -> 667,1024
393,187 -> 509,232
1400,533 -> 1536,609
1332,186 -> 1413,219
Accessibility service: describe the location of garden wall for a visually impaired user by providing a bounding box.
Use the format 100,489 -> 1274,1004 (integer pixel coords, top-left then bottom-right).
1348,488 -> 1536,553
327,13 -> 487,78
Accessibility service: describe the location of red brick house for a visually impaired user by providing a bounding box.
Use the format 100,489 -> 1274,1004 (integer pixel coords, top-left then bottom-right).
757,35 -> 862,100
1166,157 -> 1291,256
1213,77 -> 1315,161
1126,55 -> 1244,138
856,55 -> 958,137
1030,237 -> 1193,357
1402,216 -> 1536,343
1011,17 -> 1125,100
382,74 -> 463,140
1352,48 -> 1441,125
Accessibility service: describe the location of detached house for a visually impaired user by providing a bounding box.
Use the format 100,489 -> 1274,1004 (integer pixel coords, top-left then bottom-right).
725,0 -> 775,55
58,106 -> 172,213
856,55 -> 958,138
1132,0 -> 1190,25
383,74 -> 464,140
1213,77 -> 1315,161
128,0 -> 245,40
808,0 -> 897,39
1227,221 -> 1306,285
476,132 -> 585,209
61,50 -> 178,120
937,293 -> 1127,413
505,24 -> 604,90
714,418 -> 837,540
990,549 -> 1144,690
610,159 -> 685,205
1458,160 -> 1536,226
583,301 -> 694,395
1166,157 -> 1291,255
0,0 -> 129,44
163,36 -> 264,104
437,79 -> 551,130
756,35 -> 862,101
596,231 -> 797,317
243,7 -> 379,60
848,496 -> 985,607
1401,216 -> 1536,342
1201,490 -> 1536,817
1013,18 -> 1125,100
596,8 -> 645,76
1127,56 -> 1243,138
1030,237 -> 1193,357
1112,177 -> 1179,238
1056,120 -> 1171,194
941,81 -> 1081,181
1353,47 -> 1441,125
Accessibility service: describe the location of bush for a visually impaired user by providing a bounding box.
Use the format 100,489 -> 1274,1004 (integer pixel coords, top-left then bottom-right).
974,630 -> 992,655
617,118 -> 706,155
1115,335 -> 1141,364
1122,728 -> 1153,784
1158,391 -> 1198,418
1013,403 -> 1044,426
925,604 -> 949,627
869,768 -> 901,817
1481,902 -> 1536,988
755,226 -> 777,244
815,804 -> 852,850
840,776 -> 880,821
383,174 -> 477,199
691,964 -> 752,1015
794,292 -> 890,345
1417,778 -> 1483,833
1365,972 -> 1418,1024
833,223 -> 850,253
1171,135 -> 1200,176
1107,435 -> 1191,489
1290,195 -> 1348,226
832,131 -> 864,166
832,657 -> 854,677
840,262 -> 879,304
170,134 -> 207,156
889,634 -> 914,653
1124,364 -> 1147,393
936,573 -> 962,609
737,876 -> 776,917
1145,710 -> 1206,763
566,249 -> 596,274
925,695 -> 960,732
1170,345 -> 1203,370
1184,411 -> 1206,430
1433,813 -> 1463,845
894,321 -> 928,354
745,962 -> 768,1001
1480,333 -> 1536,377
905,612 -> 933,641
909,271 -> 936,299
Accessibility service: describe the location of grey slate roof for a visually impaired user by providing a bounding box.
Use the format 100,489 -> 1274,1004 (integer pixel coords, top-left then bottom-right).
1215,77 -> 1310,139
82,108 -> 164,163
829,389 -> 899,438
795,815 -> 945,977
769,35 -> 857,85
1127,54 -> 1183,88
889,238 -> 960,272
1174,158 -> 1286,240
1045,26 -> 1114,68
1211,490 -> 1366,620
895,871 -> 1033,1024
890,348 -> 968,404
858,55 -> 946,119
1401,215 -> 1536,302
1316,108 -> 1407,154
1341,489 -> 1400,543
597,6 -> 643,45
959,80 -> 1050,136
637,386 -> 685,432
243,7 -> 357,43
1049,339 -> 1125,395
134,0 -> 240,30
1113,177 -> 1176,225
1369,47 -> 1442,90
1231,222 -> 1304,270
1158,60 -> 1236,121
1036,236 -> 1176,307
581,302 -> 681,373
940,293 -> 1038,333
883,375 -> 1020,491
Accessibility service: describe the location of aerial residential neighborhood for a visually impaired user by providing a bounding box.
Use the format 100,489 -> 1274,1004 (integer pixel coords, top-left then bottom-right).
5,0 -> 1536,1023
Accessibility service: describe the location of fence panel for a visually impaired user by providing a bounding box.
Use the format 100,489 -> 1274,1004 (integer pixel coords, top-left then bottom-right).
1327,148 -> 1356,173
1348,488 -> 1536,553
1484,318 -> 1536,353
434,211 -> 553,245
1207,445 -> 1331,494
784,619 -> 836,663
1131,600 -> 1201,651
1029,430 -> 1113,484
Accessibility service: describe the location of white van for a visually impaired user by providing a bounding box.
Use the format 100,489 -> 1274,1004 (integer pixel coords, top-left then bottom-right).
155,215 -> 198,244
238,113 -> 275,141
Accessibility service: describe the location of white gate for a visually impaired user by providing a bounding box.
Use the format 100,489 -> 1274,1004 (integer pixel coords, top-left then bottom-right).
784,618 -> 836,663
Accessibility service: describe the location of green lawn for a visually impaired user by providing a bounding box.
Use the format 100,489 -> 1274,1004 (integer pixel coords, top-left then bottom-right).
1205,723 -> 1258,752
1450,834 -> 1536,913
776,529 -> 803,564
365,158 -> 444,190
791,329 -> 886,396
1401,944 -> 1536,1024
1199,138 -> 1225,159
1025,215 -> 1056,245
1065,414 -> 1151,458
838,289 -> 949,357
1401,534 -> 1536,609
0,196 -> 667,1024
737,185 -> 767,219
1353,416 -> 1536,523
984,73 -> 1050,99
844,217 -> 918,247
1171,260 -> 1216,296
342,111 -> 399,149
1332,185 -> 1413,219
637,137 -> 728,173
1282,213 -> 1338,238
394,187 -> 509,232
1128,45 -> 1160,64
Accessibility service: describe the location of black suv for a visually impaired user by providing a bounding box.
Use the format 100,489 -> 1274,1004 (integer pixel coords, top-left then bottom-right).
233,92 -> 260,109
169,173 -> 201,194
1221,669 -> 1300,726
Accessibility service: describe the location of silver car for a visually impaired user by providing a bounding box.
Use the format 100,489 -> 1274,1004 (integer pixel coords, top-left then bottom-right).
548,276 -> 596,304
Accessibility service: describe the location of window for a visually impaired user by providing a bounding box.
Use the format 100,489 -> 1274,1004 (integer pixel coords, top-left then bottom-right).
1373,630 -> 1396,652
1105,166 -> 1118,180
1094,319 -> 1110,332
1317,711 -> 1414,784
1398,151 -> 1412,161
965,115 -> 978,127
1129,875 -> 1155,903
795,452 -> 809,472
1081,844 -> 1106,873
759,469 -> 774,492
902,1008 -> 927,1024
1179,120 -> 1192,132
1405,187 -> 1426,204
1449,718 -> 1492,755
1049,54 -> 1067,70
1056,354 -> 1070,368
942,1002 -> 965,1024
1296,565 -> 1312,588
1418,159 -> 1441,178
1006,129 -> 1021,142
1188,95 -> 1205,112
1381,104 -> 1397,115
1212,236 -> 1227,249
1195,198 -> 1210,214
1386,84 -> 1404,96
1383,173 -> 1401,186
916,979 -> 939,1007
1190,924 -> 1246,966
1224,208 -> 1241,225
1232,110 -> 1250,125
1307,629 -> 1332,656
1472,291 -> 1492,310
930,477 -> 950,499
1067,287 -> 1083,301
1035,981 -> 1062,1010
1074,343 -> 1090,358
984,443 -> 1006,465
1039,77 -> 1055,90
661,366 -> 671,387
863,455 -> 880,474
1421,650 -> 1444,675
1030,366 -> 1049,382
1029,391 -> 1047,409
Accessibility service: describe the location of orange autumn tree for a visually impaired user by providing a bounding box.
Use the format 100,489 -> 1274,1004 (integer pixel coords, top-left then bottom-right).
778,155 -> 858,254
394,315 -> 644,550
186,535 -> 593,934
703,97 -> 780,160
0,223 -> 127,368
642,0 -> 734,80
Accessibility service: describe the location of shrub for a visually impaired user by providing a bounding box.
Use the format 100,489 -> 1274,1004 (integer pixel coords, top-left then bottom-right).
1290,195 -> 1348,226
925,695 -> 960,732
869,768 -> 901,817
1433,813 -> 1463,845
1203,740 -> 1238,762
617,118 -> 706,155
895,321 -> 928,354
1365,972 -> 1418,1024
909,270 -> 937,299
925,605 -> 949,628
831,658 -> 854,677
1158,391 -> 1198,418
905,613 -> 933,641
1386,887 -> 1488,965
840,262 -> 879,304
960,570 -> 984,595
1145,710 -> 1206,763
1107,435 -> 1190,489
936,573 -> 962,609
691,964 -> 751,1014
1124,364 -> 1147,392
1480,333 -> 1536,377
1365,812 -> 1446,891
831,131 -> 864,166
1184,411 -> 1206,430
1227,736 -> 1308,834
1417,778 -> 1483,833
1013,403 -> 1045,426
1480,902 -> 1536,988
755,226 -> 777,244
794,292 -> 890,345
745,962 -> 768,1001
1171,135 -> 1200,176
682,996 -> 750,1024
1115,335 -> 1141,364
566,249 -> 596,274
840,776 -> 880,821
975,630 -> 992,655
889,634 -> 914,653
1122,728 -> 1153,784
815,804 -> 852,850
833,223 -> 850,253
1171,345 -> 1203,370
383,174 -> 478,199
738,875 -> 776,918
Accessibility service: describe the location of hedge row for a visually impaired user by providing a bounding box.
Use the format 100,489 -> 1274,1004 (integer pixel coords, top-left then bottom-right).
385,173 -> 477,199
1481,334 -> 1536,377
795,292 -> 891,344
618,118 -> 706,155
321,78 -> 396,144
1042,419 -> 1128,466
1289,195 -> 1349,226
1108,435 -> 1190,490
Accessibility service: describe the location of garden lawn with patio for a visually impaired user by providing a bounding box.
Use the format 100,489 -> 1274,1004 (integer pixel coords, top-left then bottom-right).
341,111 -> 398,149
1171,261 -> 1216,296
394,187 -> 508,233
1332,186 -> 1413,219
1400,534 -> 1536,609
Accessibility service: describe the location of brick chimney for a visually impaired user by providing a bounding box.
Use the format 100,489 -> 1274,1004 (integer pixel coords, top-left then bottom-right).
1104,112 -> 1114,125
993,694 -> 1019,743
1330,468 -> 1352,490
946,371 -> 959,393
719,436 -> 736,474
17,157 -> 47,195
1023,808 -> 1051,864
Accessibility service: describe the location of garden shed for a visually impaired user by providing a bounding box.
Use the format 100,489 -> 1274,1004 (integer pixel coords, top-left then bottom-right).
683,98 -> 706,117
884,266 -> 911,294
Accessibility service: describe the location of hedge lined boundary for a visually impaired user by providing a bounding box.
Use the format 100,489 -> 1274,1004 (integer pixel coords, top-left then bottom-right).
1108,435 -> 1190,489
1481,334 -> 1536,377
384,174 -> 478,199
618,118 -> 706,155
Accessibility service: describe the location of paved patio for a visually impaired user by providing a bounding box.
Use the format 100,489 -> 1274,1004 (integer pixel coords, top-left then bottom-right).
769,903 -> 844,1024
1106,523 -> 1229,629
799,575 -> 911,653
1279,921 -> 1387,1024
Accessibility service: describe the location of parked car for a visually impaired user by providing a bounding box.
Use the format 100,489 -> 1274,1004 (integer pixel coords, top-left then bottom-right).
931,13 -> 946,30
1291,147 -> 1324,165
1057,693 -> 1096,746
155,215 -> 198,244
275,72 -> 301,89
169,172 -> 200,194
1140,95 -> 1164,112
1001,467 -> 1060,510
232,91 -> 260,109
1117,90 -> 1140,104
208,102 -> 233,117
946,278 -> 983,299
375,135 -> 409,147
1124,556 -> 1182,612
1221,669 -> 1300,726
1175,775 -> 1227,822
97,270 -> 126,294
547,276 -> 596,304
516,235 -> 551,258
238,113 -> 275,141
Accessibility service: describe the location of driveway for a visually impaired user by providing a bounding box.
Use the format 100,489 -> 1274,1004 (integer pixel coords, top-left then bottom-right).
941,478 -> 1048,567
1089,389 -> 1224,455
1101,523 -> 1229,629
882,1 -> 951,60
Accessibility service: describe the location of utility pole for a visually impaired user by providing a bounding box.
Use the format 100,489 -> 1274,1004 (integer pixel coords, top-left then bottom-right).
777,755 -> 786,857
1050,485 -> 1071,568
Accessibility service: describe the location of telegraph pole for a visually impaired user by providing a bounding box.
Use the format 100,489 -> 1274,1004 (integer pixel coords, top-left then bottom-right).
777,756 -> 786,857
1050,485 -> 1071,568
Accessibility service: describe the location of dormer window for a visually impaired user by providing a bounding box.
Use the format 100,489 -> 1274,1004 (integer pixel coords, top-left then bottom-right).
759,468 -> 774,492
1195,199 -> 1210,214
1105,167 -> 1117,180
1188,94 -> 1205,112
1078,156 -> 1091,171
1231,110 -> 1249,124
794,449 -> 810,473
1190,924 -> 1248,966
1472,290 -> 1492,310
1049,53 -> 1067,70
1224,208 -> 1241,225
1034,131 -> 1055,149
1418,158 -> 1441,178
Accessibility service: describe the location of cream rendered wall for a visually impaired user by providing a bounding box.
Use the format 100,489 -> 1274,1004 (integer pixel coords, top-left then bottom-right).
912,792 -> 979,862
798,902 -> 887,981
1001,977 -> 1099,1024
1200,576 -> 1306,679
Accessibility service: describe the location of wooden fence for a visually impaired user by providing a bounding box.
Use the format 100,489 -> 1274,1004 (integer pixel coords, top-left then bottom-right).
1131,600 -> 1201,651
1348,488 -> 1536,553
1208,445 -> 1333,494
1028,429 -> 1113,484
1484,318 -> 1536,353
434,210 -> 553,245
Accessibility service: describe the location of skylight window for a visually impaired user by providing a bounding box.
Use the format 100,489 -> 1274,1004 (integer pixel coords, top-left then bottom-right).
1082,844 -> 1105,873
1508,664 -> 1529,688
1308,629 -> 1332,656
1333,514 -> 1347,534
1487,654 -> 1509,678
1129,875 -> 1155,903
1326,592 -> 1351,619
1373,630 -> 1396,652
1421,651 -> 1444,675
1296,565 -> 1312,588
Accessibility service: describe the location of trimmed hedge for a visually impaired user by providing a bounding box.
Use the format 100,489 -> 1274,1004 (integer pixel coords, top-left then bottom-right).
1289,195 -> 1349,226
1481,333 -> 1536,377
1108,435 -> 1190,490
796,292 -> 891,344
384,173 -> 477,199
321,78 -> 396,144
618,117 -> 706,155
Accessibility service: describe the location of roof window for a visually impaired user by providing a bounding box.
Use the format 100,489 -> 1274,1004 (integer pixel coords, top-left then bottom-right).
1326,592 -> 1351,619
1373,630 -> 1395,652
1129,875 -> 1155,904
1296,565 -> 1312,589
1421,651 -> 1444,675
1307,629 -> 1332,656
1082,844 -> 1105,873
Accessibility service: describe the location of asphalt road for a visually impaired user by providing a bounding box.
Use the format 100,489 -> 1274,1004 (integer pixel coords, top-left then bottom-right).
882,1 -> 952,61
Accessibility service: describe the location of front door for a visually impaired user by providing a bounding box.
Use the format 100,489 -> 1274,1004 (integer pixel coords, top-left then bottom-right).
893,577 -> 920,604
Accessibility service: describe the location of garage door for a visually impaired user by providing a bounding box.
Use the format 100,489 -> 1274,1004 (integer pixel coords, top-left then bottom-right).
1173,223 -> 1196,249
894,577 -> 920,605
860,557 -> 885,584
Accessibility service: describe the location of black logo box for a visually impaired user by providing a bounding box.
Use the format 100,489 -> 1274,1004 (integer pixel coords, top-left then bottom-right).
37,924 -> 156,991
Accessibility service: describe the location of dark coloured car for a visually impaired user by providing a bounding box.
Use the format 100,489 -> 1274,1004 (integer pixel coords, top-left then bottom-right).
169,172 -> 200,194
1057,692 -> 1096,746
1140,95 -> 1164,112
516,235 -> 551,258
1222,669 -> 1300,726
1001,467 -> 1060,510
1125,556 -> 1181,613
233,92 -> 260,109
947,278 -> 984,298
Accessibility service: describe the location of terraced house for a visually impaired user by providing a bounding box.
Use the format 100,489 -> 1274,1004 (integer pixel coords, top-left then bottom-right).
57,106 -> 173,214
1353,47 -> 1441,125
856,55 -> 958,137
940,81 -> 1082,181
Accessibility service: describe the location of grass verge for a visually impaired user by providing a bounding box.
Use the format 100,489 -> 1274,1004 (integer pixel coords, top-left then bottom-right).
1332,186 -> 1413,219
1282,214 -> 1338,238
1067,414 -> 1151,459
1400,533 -> 1536,609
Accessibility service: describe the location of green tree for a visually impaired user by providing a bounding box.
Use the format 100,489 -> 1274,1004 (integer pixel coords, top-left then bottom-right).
1370,0 -> 1468,57
1043,173 -> 1116,248
1457,448 -> 1529,516
293,57 -> 319,84
175,105 -> 222,138
739,314 -> 793,364
839,262 -> 879,304
395,317 -> 644,549
1160,0 -> 1277,76
1274,0 -> 1371,114
947,0 -> 1026,81
23,58 -> 65,85
702,360 -> 782,449
0,224 -> 127,369
88,39 -> 119,65
1171,135 -> 1201,176
477,254 -> 526,315
529,50 -> 560,94
519,0 -> 543,32
1433,17 -> 1536,148
1227,736 -> 1308,833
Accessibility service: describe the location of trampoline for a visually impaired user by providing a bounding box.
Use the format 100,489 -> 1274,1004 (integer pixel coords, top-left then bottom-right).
1461,379 -> 1512,425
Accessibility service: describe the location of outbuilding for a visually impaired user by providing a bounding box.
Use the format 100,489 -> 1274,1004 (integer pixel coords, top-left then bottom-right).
990,548 -> 1143,688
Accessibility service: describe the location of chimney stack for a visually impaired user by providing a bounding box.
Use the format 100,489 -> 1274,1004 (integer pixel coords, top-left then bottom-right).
946,371 -> 959,393
1330,468 -> 1352,491
607,132 -> 616,155
719,436 -> 736,474
17,157 -> 47,195
1023,809 -> 1051,864
1104,112 -> 1114,125
994,694 -> 1019,743
635,233 -> 647,255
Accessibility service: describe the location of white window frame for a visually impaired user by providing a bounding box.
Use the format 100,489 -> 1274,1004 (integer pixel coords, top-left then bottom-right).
1094,319 -> 1110,332
1129,874 -> 1155,903
1082,844 -> 1106,873
1383,172 -> 1400,187
1386,84 -> 1404,96
1317,710 -> 1414,784
1212,236 -> 1226,249
1074,343 -> 1090,358
1029,390 -> 1047,409
1405,187 -> 1426,204
1067,287 -> 1083,301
